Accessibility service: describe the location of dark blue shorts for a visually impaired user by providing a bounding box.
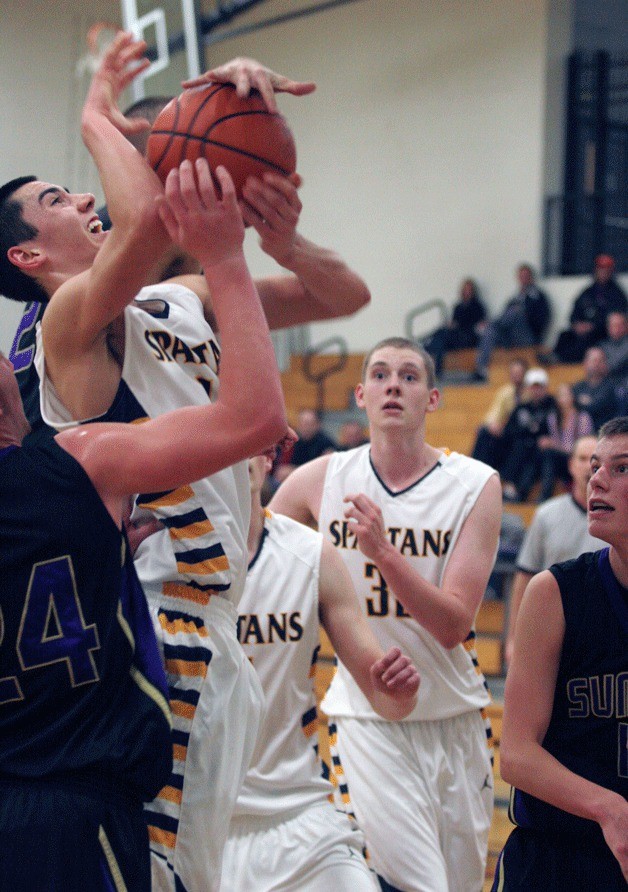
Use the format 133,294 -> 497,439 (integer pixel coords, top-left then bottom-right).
492,826 -> 625,891
0,775 -> 151,891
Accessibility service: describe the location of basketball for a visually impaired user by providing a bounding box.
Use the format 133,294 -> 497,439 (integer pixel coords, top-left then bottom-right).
147,83 -> 297,197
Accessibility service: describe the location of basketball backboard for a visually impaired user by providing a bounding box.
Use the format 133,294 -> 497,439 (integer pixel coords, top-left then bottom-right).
118,1 -> 279,100
120,0 -> 202,99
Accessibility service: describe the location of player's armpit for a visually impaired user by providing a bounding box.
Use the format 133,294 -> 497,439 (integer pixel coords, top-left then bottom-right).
269,453 -> 330,526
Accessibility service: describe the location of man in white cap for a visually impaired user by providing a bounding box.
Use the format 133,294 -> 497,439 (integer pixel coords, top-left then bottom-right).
500,367 -> 557,502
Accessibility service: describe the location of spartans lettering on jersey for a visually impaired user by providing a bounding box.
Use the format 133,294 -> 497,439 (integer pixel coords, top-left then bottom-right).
143,330 -> 221,398
144,330 -> 221,370
328,519 -> 452,619
237,612 -> 304,645
567,672 -> 628,719
328,519 -> 452,557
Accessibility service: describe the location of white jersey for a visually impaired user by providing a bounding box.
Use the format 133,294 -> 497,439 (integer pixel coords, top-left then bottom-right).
320,445 -> 495,722
36,282 -> 250,609
516,493 -> 605,575
234,510 -> 331,817
36,282 -> 256,891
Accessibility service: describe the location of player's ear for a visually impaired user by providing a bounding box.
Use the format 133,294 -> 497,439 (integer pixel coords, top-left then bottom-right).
7,245 -> 45,274
426,387 -> 440,413
355,382 -> 365,408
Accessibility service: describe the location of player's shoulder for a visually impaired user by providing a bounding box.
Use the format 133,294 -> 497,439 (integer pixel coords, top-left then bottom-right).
263,509 -> 323,565
437,449 -> 496,486
324,443 -> 370,477
133,279 -> 204,316
264,508 -> 323,551
548,548 -> 605,592
11,434 -> 83,486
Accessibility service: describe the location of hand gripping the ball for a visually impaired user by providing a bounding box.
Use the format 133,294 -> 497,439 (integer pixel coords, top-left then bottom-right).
156,158 -> 245,269
240,171 -> 303,264
183,57 -> 316,113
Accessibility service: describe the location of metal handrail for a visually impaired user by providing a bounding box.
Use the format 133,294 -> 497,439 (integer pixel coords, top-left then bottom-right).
301,336 -> 349,414
404,299 -> 448,342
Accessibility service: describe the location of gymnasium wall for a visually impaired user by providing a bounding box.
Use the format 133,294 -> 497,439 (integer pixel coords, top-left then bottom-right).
1,0 -> 626,356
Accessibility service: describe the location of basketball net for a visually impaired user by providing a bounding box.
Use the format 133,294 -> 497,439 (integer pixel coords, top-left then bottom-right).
75,22 -> 121,78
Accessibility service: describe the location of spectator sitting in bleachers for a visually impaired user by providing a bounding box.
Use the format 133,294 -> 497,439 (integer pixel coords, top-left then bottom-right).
423,277 -> 487,377
571,346 -> 618,431
536,382 -> 594,503
540,253 -> 627,364
470,263 -> 550,382
337,419 -> 369,450
499,367 -> 558,502
273,408 -> 337,484
471,357 -> 529,470
598,311 -> 628,384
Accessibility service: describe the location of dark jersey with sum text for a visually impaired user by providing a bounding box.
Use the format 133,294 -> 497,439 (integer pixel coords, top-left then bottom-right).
510,549 -> 628,841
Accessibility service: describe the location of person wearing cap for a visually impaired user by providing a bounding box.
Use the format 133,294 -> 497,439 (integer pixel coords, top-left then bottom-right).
544,254 -> 627,364
500,367 -> 558,502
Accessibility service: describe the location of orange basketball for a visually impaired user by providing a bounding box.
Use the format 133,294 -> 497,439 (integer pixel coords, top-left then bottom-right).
147,83 -> 297,197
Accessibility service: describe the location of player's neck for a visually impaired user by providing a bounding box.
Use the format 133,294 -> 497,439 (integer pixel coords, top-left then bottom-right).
247,498 -> 266,563
369,432 -> 441,491
609,546 -> 628,589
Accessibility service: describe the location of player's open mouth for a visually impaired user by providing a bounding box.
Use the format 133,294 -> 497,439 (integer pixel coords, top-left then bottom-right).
88,217 -> 103,233
589,500 -> 613,513
383,401 -> 402,411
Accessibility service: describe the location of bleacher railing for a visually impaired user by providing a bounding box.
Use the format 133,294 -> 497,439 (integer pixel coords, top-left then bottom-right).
404,299 -> 448,343
301,336 -> 348,415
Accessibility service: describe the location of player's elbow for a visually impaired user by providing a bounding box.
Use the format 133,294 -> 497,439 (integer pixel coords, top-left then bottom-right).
332,280 -> 371,317
498,741 -> 527,788
437,619 -> 474,651
243,404 -> 288,455
348,281 -> 371,313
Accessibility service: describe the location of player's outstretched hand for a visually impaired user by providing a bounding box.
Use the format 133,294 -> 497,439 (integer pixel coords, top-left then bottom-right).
182,57 -> 316,113
156,159 -> 244,267
83,32 -> 151,136
600,797 -> 628,883
370,647 -> 420,698
344,492 -> 391,563
240,172 -> 303,264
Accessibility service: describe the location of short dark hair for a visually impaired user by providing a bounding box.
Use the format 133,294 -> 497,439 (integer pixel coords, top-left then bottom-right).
361,337 -> 436,389
0,176 -> 48,304
598,416 -> 628,439
124,96 -> 173,122
124,96 -> 173,154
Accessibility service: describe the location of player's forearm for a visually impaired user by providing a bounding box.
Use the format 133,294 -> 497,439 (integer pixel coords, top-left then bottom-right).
81,113 -> 164,234
373,543 -> 474,649
273,233 -> 370,321
205,252 -> 286,447
367,688 -> 417,721
500,738 -> 625,828
506,572 -> 532,646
